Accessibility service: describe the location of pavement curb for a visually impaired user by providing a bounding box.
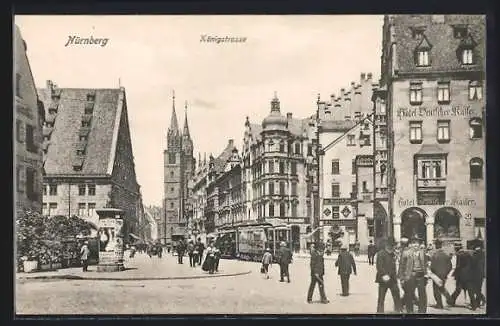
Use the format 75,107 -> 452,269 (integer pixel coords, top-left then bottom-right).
16,270 -> 252,282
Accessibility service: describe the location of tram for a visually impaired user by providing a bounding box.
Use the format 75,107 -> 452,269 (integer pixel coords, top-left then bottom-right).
214,223 -> 293,262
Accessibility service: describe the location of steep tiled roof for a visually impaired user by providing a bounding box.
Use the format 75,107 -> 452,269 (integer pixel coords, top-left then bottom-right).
391,15 -> 485,74
214,142 -> 235,174
38,87 -> 122,175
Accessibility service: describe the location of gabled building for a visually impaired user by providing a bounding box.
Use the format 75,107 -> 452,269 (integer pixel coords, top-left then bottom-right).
14,24 -> 45,213
38,81 -> 141,241
190,154 -> 210,242
380,15 -> 486,247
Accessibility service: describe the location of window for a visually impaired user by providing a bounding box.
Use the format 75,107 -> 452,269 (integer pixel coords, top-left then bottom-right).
362,135 -> 371,146
291,203 -> 297,217
81,120 -> 91,127
409,121 -> 423,143
469,118 -> 483,139
79,135 -> 88,141
42,184 -> 47,196
461,48 -> 473,65
453,26 -> 468,38
362,181 -> 368,192
367,219 -> 374,237
279,182 -> 285,195
26,125 -> 37,153
352,159 -> 356,175
294,143 -> 301,154
269,203 -> 274,217
291,182 -> 297,196
16,120 -> 25,143
88,184 -> 96,196
76,149 -> 86,156
331,159 -> 340,175
87,94 -> 95,102
78,184 -> 86,196
78,203 -> 86,216
331,183 -> 340,198
409,83 -> 423,105
268,140 -> 274,152
169,153 -> 176,164
437,82 -> 450,103
269,161 -> 274,173
291,162 -> 297,175
42,203 -> 48,216
279,141 -> 285,153
279,161 -> 285,174
307,144 -> 313,156
26,168 -> 36,200
411,28 -> 425,40
469,81 -> 483,101
170,171 -> 174,178
88,203 -> 96,217
420,160 -> 444,179
269,182 -> 274,195
470,158 -> 483,180
347,135 -> 356,146
171,187 -> 174,193
170,202 -> 174,208
49,184 -> 57,196
351,183 -> 357,198
48,203 -> 57,216
437,120 -> 450,143
280,203 -> 286,217
332,206 -> 340,219
416,50 -> 429,66
380,103 -> 386,114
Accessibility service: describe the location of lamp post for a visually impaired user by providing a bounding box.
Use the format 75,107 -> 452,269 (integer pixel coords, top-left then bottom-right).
312,94 -> 323,245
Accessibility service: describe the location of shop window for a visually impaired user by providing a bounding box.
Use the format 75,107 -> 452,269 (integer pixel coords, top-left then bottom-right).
434,207 -> 461,239
470,157 -> 483,180
469,118 -> 483,139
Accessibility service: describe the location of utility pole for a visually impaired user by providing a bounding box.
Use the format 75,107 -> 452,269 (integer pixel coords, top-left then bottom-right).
312,94 -> 322,245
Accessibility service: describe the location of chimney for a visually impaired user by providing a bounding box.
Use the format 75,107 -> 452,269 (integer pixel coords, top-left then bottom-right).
287,112 -> 293,120
367,72 -> 373,80
360,72 -> 366,82
228,139 -> 234,147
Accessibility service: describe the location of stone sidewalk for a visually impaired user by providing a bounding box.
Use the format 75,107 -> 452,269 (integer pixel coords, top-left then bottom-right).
16,253 -> 251,281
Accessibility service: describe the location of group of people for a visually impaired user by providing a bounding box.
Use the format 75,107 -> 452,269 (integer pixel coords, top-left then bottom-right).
374,236 -> 485,313
260,241 -> 294,282
173,238 -> 224,275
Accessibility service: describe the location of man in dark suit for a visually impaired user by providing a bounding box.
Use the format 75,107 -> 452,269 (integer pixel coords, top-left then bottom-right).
335,244 -> 357,296
375,237 -> 402,313
367,240 -> 377,266
176,240 -> 186,264
470,243 -> 485,310
430,239 -> 452,309
399,235 -> 428,313
307,242 -> 329,304
278,241 -> 293,283
448,242 -> 474,307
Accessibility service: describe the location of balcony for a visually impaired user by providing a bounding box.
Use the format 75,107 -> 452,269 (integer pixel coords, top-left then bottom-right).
417,178 -> 447,189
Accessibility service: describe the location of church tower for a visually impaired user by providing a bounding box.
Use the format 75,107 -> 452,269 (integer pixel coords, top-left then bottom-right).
163,91 -> 194,244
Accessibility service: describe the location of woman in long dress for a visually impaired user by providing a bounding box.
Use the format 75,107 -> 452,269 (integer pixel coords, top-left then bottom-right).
203,242 -> 216,274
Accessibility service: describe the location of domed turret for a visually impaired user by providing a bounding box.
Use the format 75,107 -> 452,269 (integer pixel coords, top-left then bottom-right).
262,92 -> 288,131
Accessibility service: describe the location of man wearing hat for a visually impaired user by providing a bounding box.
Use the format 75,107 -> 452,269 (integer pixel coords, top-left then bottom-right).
398,235 -> 427,313
367,240 -> 376,266
277,241 -> 292,283
449,242 -> 474,308
335,243 -> 357,296
471,242 -> 486,309
375,237 -> 402,313
307,242 -> 329,304
80,240 -> 90,272
430,239 -> 453,309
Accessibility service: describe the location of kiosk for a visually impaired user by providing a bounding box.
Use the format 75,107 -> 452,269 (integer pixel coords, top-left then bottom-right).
96,208 -> 125,272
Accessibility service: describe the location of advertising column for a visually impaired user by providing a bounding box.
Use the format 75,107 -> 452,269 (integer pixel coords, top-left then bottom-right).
97,208 -> 125,272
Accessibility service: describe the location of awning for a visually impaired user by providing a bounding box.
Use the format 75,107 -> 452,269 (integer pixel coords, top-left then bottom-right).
129,233 -> 141,240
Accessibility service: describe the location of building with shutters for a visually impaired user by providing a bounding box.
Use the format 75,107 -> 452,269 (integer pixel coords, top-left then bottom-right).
379,15 -> 486,247
14,24 -> 45,214
38,81 -> 142,242
162,93 -> 195,245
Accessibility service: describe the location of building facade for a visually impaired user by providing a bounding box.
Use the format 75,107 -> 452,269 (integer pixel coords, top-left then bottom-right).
144,205 -> 162,241
38,82 -> 142,241
241,94 -> 316,251
380,15 -> 486,247
14,24 -> 45,214
318,73 -> 379,251
190,154 -> 209,242
162,94 -> 195,244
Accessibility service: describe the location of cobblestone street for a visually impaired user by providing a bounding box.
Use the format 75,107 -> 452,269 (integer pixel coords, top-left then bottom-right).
16,253 -> 485,315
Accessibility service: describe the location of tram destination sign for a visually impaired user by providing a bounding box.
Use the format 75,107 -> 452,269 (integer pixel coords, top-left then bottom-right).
397,106 -> 476,120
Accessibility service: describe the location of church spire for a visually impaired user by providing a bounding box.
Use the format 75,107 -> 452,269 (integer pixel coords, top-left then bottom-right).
169,90 -> 179,133
183,100 -> 190,137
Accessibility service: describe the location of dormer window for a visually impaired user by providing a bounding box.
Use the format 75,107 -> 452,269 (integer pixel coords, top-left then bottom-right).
457,35 -> 477,65
453,25 -> 468,39
84,102 -> 94,114
87,93 -> 95,102
411,26 -> 426,40
414,34 -> 432,67
76,149 -> 86,156
461,49 -> 474,65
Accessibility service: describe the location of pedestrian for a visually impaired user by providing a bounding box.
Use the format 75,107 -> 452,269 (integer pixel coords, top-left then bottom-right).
277,241 -> 292,283
157,243 -> 163,258
80,241 -> 90,272
195,238 -> 205,266
129,245 -> 136,258
307,242 -> 329,304
375,237 -> 402,313
176,240 -> 185,264
187,240 -> 195,267
205,241 -> 216,274
214,244 -> 221,272
367,240 -> 376,265
262,248 -> 273,279
354,240 -> 360,257
399,235 -> 428,313
429,239 -> 453,309
471,243 -> 486,309
448,242 -> 474,308
335,244 -> 357,297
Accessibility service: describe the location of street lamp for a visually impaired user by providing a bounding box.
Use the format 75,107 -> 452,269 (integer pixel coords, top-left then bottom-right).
312,94 -> 322,245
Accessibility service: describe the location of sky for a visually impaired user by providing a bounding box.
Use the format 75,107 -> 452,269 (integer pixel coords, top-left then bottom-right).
15,15 -> 383,206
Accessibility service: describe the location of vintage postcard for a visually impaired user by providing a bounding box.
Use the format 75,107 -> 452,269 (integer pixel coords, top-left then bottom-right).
14,14 -> 486,315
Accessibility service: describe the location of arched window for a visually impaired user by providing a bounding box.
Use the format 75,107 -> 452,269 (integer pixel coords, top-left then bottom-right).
470,157 -> 483,180
434,207 -> 461,239
268,203 -> 274,217
469,118 -> 483,139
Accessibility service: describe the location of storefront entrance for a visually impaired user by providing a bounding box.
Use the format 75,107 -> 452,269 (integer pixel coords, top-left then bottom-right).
401,207 -> 427,244
434,207 -> 461,240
